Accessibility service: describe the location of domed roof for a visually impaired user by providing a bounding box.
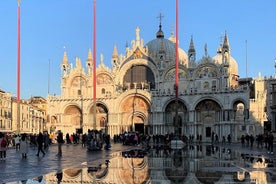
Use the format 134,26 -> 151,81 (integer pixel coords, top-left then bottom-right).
212,52 -> 238,76
145,25 -> 188,67
146,38 -> 188,66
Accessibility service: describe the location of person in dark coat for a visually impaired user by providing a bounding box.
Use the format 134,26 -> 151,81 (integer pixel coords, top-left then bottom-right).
36,132 -> 45,157
56,130 -> 63,157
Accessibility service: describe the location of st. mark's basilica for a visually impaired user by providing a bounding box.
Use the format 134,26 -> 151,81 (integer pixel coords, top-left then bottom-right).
47,23 -> 256,143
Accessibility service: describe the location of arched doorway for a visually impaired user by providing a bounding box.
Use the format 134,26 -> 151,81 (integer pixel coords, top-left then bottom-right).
195,99 -> 221,142
164,100 -> 187,136
63,105 -> 82,134
89,103 -> 108,132
120,96 -> 149,134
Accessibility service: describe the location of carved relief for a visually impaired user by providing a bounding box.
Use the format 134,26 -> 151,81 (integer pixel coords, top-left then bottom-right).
97,74 -> 112,85
195,66 -> 218,78
133,49 -> 143,59
71,76 -> 86,88
164,69 -> 188,81
121,97 -> 148,112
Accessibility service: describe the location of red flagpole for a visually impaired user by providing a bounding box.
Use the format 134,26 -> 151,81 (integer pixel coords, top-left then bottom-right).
17,0 -> 21,102
175,0 -> 179,99
93,0 -> 97,129
174,0 -> 179,138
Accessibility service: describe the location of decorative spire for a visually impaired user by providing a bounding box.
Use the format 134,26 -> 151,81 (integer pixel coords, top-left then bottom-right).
86,49 -> 93,66
112,45 -> 118,58
62,49 -> 68,67
188,36 -> 196,63
156,13 -> 164,38
86,49 -> 93,74
222,31 -> 230,52
188,36 -> 195,53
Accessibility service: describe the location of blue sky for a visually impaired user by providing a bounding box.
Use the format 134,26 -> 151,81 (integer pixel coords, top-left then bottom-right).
0,0 -> 275,99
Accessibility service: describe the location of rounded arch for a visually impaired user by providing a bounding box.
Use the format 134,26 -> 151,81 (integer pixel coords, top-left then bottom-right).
232,99 -> 248,121
191,96 -> 223,111
195,99 -> 222,111
64,105 -> 82,115
70,76 -> 87,88
194,99 -> 222,127
88,102 -> 109,130
193,63 -> 220,79
63,105 -> 82,129
232,98 -> 248,110
96,72 -> 114,85
128,111 -> 148,125
123,64 -> 155,90
163,66 -> 189,82
163,98 -> 188,112
119,94 -> 150,133
119,95 -> 150,113
163,99 -> 189,135
117,58 -> 159,85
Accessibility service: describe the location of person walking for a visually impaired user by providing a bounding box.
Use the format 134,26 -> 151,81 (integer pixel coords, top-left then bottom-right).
20,134 -> 29,159
56,130 -> 63,157
36,132 -> 45,157
268,132 -> 274,154
14,135 -> 21,151
0,132 -> 8,161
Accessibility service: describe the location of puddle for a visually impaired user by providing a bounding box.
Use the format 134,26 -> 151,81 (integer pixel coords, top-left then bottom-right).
4,144 -> 276,184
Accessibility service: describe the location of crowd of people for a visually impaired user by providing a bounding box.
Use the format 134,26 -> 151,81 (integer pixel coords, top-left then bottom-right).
0,130 -> 275,161
0,129 -> 114,161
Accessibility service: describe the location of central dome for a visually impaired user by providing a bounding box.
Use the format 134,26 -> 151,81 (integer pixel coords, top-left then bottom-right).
145,25 -> 188,67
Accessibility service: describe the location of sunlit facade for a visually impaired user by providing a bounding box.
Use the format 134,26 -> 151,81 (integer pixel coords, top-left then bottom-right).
45,24 -> 273,142
0,89 -> 12,132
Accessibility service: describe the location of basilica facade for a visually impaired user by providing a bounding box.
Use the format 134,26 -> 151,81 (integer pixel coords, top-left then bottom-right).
47,24 -> 254,142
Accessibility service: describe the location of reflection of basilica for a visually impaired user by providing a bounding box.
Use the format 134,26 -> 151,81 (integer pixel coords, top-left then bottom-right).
47,21 -> 262,142
37,145 -> 274,183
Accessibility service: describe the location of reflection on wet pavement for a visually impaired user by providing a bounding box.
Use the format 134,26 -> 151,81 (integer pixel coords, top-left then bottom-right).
4,143 -> 276,184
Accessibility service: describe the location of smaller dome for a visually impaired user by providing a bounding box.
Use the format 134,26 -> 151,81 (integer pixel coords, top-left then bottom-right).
212,53 -> 238,75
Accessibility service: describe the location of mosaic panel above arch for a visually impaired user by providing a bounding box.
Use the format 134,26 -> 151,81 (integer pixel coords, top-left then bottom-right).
89,103 -> 108,114
71,76 -> 87,88
120,96 -> 149,112
64,105 -> 81,114
195,99 -> 221,111
165,100 -> 187,112
97,73 -> 113,85
123,65 -> 155,85
164,68 -> 188,82
194,66 -> 219,79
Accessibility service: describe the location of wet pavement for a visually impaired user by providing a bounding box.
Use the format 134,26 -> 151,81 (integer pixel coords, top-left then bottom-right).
0,143 -> 132,183
1,142 -> 276,183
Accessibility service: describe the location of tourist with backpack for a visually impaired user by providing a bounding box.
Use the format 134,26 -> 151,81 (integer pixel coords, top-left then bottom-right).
0,132 -> 8,161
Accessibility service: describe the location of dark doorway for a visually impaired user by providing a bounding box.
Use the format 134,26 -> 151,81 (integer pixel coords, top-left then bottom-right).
206,127 -> 211,137
135,123 -> 144,134
264,121 -> 271,132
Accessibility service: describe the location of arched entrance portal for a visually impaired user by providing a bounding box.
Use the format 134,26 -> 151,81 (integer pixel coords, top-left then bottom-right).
132,113 -> 146,134
195,99 -> 221,142
89,103 -> 108,133
120,96 -> 150,134
63,105 -> 82,134
164,100 -> 187,136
